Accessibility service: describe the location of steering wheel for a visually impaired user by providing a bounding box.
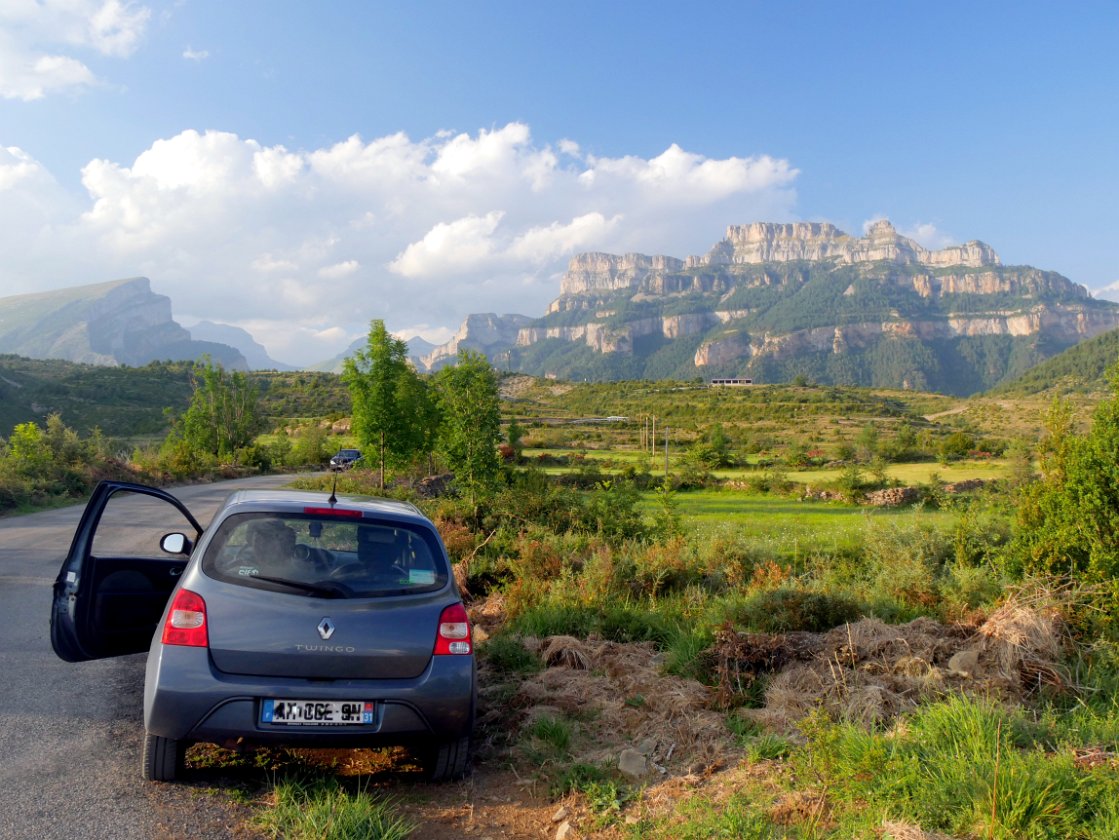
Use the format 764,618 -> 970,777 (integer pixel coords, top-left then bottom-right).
330,562 -> 366,579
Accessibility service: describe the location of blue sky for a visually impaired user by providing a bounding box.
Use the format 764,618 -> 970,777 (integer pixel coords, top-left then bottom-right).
1,1 -> 1116,364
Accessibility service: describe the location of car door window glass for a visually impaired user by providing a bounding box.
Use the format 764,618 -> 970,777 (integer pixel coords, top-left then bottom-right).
90,490 -> 200,558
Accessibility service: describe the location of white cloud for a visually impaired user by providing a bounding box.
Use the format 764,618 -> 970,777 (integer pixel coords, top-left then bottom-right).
0,1 -> 150,99
0,123 -> 800,364
318,260 -> 360,279
182,46 -> 208,61
390,212 -> 505,278
0,145 -> 46,190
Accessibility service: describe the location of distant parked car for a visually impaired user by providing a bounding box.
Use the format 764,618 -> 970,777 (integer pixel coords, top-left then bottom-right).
329,448 -> 363,470
50,481 -> 475,782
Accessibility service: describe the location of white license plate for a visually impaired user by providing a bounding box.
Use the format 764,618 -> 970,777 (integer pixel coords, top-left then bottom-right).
261,699 -> 375,726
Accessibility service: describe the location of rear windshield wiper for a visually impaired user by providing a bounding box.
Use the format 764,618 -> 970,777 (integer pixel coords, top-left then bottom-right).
249,574 -> 345,598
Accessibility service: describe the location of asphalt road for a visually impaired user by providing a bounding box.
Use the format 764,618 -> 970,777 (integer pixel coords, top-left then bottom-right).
0,475 -> 299,840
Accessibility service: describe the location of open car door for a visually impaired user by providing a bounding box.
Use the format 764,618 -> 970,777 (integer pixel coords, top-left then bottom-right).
51,481 -> 203,663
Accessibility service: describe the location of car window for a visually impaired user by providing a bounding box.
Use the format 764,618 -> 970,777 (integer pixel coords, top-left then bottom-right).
90,489 -> 200,558
202,512 -> 448,597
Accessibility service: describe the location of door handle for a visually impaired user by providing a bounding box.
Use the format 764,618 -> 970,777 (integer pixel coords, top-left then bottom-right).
169,567 -> 184,577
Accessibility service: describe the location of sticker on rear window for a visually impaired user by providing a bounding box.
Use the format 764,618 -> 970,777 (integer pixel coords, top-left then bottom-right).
409,570 -> 435,585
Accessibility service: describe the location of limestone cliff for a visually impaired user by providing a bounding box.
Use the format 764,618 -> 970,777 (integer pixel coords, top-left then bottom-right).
0,278 -> 246,368
480,219 -> 1119,395
700,220 -> 1000,269
421,313 -> 534,371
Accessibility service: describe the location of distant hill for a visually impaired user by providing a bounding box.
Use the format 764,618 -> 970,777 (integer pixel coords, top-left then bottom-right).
0,278 -> 247,369
989,328 -> 1119,397
0,355 -> 350,438
309,334 -> 438,373
424,220 -> 1119,396
186,320 -> 295,370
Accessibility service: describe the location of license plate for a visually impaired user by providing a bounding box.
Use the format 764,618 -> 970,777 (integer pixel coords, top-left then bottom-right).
261,699 -> 375,726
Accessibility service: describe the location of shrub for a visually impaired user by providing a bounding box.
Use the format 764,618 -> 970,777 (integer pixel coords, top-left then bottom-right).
722,588 -> 863,633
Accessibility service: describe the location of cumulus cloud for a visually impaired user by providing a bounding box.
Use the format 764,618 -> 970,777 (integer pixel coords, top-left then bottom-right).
182,46 -> 208,61
0,1 -> 150,99
318,260 -> 360,279
1,123 -> 799,364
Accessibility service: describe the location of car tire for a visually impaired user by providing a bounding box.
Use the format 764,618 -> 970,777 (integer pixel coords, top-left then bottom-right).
142,732 -> 184,782
424,735 -> 471,782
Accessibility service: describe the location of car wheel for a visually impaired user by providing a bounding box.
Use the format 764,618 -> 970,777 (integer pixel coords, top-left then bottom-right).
142,732 -> 184,782
424,735 -> 471,782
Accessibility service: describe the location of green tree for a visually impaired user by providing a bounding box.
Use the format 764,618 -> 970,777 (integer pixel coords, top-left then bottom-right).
433,350 -> 501,515
506,418 -> 525,463
1011,382 -> 1119,610
173,359 -> 263,463
342,320 -> 433,489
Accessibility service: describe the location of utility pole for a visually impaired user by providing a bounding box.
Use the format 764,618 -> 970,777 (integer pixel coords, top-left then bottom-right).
664,425 -> 669,476
651,415 -> 656,457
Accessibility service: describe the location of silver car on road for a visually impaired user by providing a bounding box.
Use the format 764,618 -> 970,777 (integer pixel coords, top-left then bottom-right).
51,481 -> 475,782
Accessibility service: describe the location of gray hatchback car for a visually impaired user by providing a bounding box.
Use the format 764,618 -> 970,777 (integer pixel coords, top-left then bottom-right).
51,480 -> 475,782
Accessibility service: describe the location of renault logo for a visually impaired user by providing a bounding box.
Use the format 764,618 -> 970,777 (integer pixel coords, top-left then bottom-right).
317,618 -> 336,640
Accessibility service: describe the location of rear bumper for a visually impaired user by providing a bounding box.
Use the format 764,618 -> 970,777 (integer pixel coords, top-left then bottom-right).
144,643 -> 475,746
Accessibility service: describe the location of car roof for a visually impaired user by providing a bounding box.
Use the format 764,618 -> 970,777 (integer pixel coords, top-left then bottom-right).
217,489 -> 425,522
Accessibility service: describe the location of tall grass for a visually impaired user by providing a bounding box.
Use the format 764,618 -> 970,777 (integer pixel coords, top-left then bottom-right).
255,776 -> 414,840
789,695 -> 1119,838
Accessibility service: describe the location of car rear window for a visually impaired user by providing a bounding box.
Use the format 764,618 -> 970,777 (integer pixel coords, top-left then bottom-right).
201,512 -> 449,598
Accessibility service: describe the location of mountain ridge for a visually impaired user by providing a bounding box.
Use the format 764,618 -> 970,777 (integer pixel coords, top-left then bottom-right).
424,220 -> 1119,395
0,278 -> 247,369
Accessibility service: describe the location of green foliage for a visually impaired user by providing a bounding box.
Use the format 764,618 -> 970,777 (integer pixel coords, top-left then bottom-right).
479,635 -> 542,675
343,320 -> 434,487
286,424 -> 332,467
685,422 -> 736,468
255,776 -> 414,840
433,349 -> 502,511
169,358 -> 264,462
793,695 -> 1119,838
993,327 -> 1119,397
722,588 -> 863,633
0,413 -> 135,510
1010,377 -> 1119,616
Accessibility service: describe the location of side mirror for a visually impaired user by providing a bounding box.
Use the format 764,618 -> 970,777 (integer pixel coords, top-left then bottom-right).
161,532 -> 193,556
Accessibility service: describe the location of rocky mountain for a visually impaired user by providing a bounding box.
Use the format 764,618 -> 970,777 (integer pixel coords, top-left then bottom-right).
428,220 -> 1118,395
187,320 -> 294,370
0,278 -> 247,369
420,313 -> 534,371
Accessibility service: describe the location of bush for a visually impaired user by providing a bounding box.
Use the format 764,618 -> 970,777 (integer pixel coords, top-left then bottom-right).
722,588 -> 863,633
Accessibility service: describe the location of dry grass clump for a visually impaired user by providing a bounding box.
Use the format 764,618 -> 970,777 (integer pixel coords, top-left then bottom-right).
974,584 -> 1073,693
511,637 -> 730,771
736,586 -> 1076,732
879,821 -> 960,840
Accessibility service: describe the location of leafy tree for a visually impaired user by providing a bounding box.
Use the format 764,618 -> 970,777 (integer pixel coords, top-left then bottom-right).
687,423 -> 735,469
937,431 -> 976,463
1011,381 -> 1119,610
342,320 -> 433,489
433,350 -> 502,515
506,418 -> 526,463
172,359 -> 263,463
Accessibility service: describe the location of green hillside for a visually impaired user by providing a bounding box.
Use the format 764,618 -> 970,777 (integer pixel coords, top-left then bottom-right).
988,327 -> 1119,397
0,356 -> 350,439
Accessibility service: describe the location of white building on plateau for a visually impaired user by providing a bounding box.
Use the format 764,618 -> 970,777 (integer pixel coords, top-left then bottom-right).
710,377 -> 753,387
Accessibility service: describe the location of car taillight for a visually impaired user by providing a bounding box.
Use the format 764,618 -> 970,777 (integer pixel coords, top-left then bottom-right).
434,603 -> 472,655
161,589 -> 208,648
303,507 -> 363,518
